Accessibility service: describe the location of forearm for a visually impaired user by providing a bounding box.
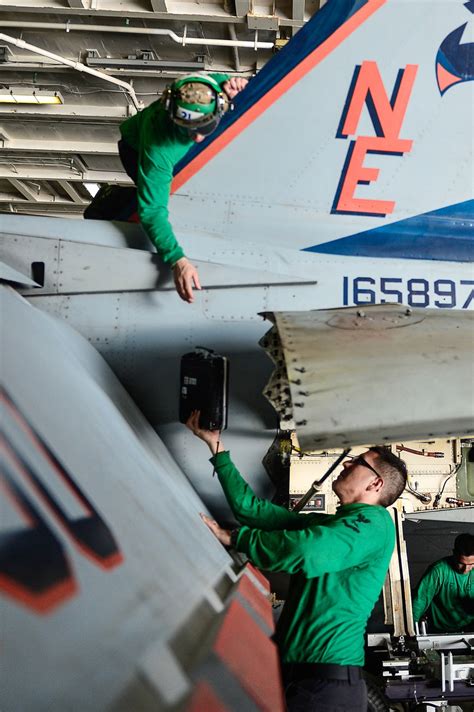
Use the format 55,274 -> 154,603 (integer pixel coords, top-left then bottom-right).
412,586 -> 432,622
139,206 -> 185,265
233,510 -> 392,576
212,451 -> 303,530
137,154 -> 185,265
234,526 -> 306,572
412,570 -> 438,622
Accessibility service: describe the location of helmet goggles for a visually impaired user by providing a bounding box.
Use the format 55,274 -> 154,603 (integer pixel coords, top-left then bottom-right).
184,115 -> 221,138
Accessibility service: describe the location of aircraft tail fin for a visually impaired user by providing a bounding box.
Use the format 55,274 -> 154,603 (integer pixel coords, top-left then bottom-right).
170,0 -> 474,263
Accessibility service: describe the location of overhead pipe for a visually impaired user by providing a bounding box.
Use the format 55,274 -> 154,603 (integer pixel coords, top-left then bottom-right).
0,32 -> 142,112
0,21 -> 274,50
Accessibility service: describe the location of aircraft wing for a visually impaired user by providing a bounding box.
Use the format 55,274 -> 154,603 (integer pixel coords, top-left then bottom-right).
261,304 -> 474,450
0,285 -> 284,712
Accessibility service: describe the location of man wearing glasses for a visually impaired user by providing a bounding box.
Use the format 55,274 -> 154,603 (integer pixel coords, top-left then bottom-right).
186,411 -> 407,712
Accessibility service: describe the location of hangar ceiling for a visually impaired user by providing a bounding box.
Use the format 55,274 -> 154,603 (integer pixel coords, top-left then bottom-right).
0,0 -> 324,217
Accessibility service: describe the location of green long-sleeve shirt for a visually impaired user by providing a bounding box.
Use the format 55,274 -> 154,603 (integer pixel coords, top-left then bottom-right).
120,73 -> 229,265
412,557 -> 474,633
212,450 -> 395,666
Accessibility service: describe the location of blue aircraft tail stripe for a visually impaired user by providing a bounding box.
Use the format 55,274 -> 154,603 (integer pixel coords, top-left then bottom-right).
303,199 -> 474,262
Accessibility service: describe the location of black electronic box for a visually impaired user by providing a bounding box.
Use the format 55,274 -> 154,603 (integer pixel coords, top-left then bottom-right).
179,348 -> 229,431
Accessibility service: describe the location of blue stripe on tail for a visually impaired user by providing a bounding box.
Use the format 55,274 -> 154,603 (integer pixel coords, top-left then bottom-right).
303,200 -> 474,262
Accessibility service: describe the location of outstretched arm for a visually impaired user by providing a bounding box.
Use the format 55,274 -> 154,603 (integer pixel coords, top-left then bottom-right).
202,506 -> 393,578
186,411 -> 319,530
137,146 -> 200,303
232,506 -> 394,576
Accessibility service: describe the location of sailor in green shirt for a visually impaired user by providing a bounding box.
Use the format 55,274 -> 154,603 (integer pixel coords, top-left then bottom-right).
186,411 -> 408,712
412,533 -> 474,633
119,73 -> 248,303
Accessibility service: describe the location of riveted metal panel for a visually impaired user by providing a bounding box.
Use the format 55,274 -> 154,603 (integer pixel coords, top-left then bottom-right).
1,286 -> 233,712
263,304 -> 474,450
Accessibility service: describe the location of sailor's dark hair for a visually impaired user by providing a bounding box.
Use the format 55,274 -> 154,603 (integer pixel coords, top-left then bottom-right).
369,446 -> 407,507
454,533 -> 474,557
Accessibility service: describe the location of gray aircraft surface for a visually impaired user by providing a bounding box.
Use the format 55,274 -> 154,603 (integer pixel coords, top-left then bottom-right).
1,0 -> 473,709
1,0 -> 473,510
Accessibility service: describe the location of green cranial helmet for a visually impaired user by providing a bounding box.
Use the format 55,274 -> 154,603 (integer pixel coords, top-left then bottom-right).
164,74 -> 229,136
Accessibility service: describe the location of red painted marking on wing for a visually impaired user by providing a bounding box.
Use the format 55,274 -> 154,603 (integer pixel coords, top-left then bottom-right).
1,393 -> 93,515
186,681 -> 230,712
245,563 -> 270,592
237,574 -> 274,631
7,445 -> 123,571
0,574 -> 78,615
214,599 -> 285,712
0,467 -> 36,528
2,417 -> 124,571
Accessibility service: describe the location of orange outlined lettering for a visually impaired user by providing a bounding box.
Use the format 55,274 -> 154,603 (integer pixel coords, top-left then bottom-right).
333,61 -> 418,217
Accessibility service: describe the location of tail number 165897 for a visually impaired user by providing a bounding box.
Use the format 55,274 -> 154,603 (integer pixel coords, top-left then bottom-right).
342,277 -> 474,309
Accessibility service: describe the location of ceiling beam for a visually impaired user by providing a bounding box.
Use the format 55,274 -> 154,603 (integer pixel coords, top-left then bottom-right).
150,0 -> 169,11
1,138 -> 118,153
0,106 -> 129,120
56,180 -> 88,204
0,165 -> 131,184
292,0 -> 305,23
0,5 -> 247,24
7,178 -> 39,202
0,192 -> 85,207
235,0 -> 251,17
0,201 -> 86,217
291,0 -> 305,34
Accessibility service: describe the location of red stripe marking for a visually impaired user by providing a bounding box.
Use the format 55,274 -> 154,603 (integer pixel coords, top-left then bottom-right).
0,574 -> 77,615
214,599 -> 285,712
1,394 -> 93,515
0,467 -> 37,528
2,434 -> 124,572
237,574 -> 274,631
186,681 -> 230,712
246,563 -> 270,592
172,0 -> 387,193
0,459 -> 78,613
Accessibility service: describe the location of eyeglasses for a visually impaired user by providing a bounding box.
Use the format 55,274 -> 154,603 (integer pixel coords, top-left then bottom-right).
345,454 -> 382,480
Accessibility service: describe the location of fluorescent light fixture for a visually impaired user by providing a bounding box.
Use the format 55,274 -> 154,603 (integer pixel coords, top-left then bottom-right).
0,89 -> 64,105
